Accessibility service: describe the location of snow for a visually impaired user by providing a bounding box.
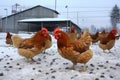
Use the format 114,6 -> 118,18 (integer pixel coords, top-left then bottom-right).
0,32 -> 120,80
18,18 -> 71,23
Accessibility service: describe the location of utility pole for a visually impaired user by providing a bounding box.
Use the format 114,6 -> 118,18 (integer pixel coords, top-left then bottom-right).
77,11 -> 79,26
65,5 -> 68,19
55,0 -> 57,10
12,3 -> 20,14
4,8 -> 8,32
65,5 -> 68,32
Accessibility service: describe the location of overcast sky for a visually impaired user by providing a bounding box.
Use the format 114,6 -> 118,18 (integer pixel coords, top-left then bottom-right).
0,0 -> 120,28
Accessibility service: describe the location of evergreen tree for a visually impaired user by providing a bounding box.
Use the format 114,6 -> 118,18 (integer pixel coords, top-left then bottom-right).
110,5 -> 120,27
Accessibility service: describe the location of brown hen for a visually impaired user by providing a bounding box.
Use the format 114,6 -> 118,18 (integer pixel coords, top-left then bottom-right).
53,27 -> 93,71
12,27 -> 52,62
6,32 -> 13,45
90,31 -> 100,44
99,28 -> 117,53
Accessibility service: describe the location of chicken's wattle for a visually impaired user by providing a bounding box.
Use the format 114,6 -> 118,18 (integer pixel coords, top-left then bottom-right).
55,35 -> 59,40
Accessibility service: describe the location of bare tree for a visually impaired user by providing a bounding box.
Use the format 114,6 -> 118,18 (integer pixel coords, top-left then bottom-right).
90,25 -> 97,34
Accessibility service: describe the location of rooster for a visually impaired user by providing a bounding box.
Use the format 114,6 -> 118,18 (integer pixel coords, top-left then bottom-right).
11,27 -> 52,62
52,27 -> 93,71
5,32 -> 13,45
99,28 -> 117,53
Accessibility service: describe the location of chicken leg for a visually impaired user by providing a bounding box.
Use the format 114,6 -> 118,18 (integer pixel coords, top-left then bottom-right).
27,58 -> 36,63
79,64 -> 87,72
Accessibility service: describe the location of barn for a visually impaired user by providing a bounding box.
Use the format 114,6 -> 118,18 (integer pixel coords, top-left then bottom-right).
18,18 -> 81,33
0,5 -> 81,33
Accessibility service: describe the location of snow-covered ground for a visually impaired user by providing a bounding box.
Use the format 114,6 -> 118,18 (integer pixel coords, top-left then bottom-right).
0,32 -> 120,80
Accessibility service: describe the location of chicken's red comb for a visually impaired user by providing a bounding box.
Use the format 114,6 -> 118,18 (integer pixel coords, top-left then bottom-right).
70,25 -> 75,32
41,27 -> 48,32
71,25 -> 75,29
112,28 -> 117,32
6,32 -> 10,34
52,27 -> 60,34
112,28 -> 117,34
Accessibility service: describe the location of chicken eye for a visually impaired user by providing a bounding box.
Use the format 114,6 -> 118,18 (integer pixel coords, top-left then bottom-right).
54,33 -> 61,39
42,31 -> 48,37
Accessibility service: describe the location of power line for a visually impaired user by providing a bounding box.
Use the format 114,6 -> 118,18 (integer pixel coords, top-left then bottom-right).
60,10 -> 111,13
0,5 -> 11,7
60,15 -> 110,18
68,6 -> 113,8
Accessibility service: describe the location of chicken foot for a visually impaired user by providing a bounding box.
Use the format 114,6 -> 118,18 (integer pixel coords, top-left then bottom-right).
68,65 -> 75,70
31,58 -> 36,62
42,50 -> 46,54
67,64 -> 87,72
108,50 -> 112,53
27,58 -> 36,63
66,62 -> 76,70
79,64 -> 87,72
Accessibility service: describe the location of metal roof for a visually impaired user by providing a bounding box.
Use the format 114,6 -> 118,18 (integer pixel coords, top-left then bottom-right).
2,5 -> 59,19
18,18 -> 71,23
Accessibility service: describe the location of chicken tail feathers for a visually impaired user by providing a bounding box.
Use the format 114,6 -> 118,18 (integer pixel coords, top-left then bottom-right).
11,35 -> 24,48
81,28 -> 89,38
80,28 -> 92,47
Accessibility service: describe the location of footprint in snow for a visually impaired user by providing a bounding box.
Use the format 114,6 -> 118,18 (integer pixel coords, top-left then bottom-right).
95,78 -> 99,80
90,63 -> 95,67
0,73 -> 4,76
38,70 -> 42,72
51,76 -> 55,79
16,63 -> 20,66
51,70 -> 56,73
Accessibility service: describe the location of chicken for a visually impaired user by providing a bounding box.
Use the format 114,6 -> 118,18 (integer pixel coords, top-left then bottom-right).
52,27 -> 93,71
90,31 -> 99,44
11,27 -> 52,62
99,28 -> 117,53
11,35 -> 24,48
77,32 -> 83,40
68,25 -> 77,41
5,32 -> 13,45
99,29 -> 108,41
